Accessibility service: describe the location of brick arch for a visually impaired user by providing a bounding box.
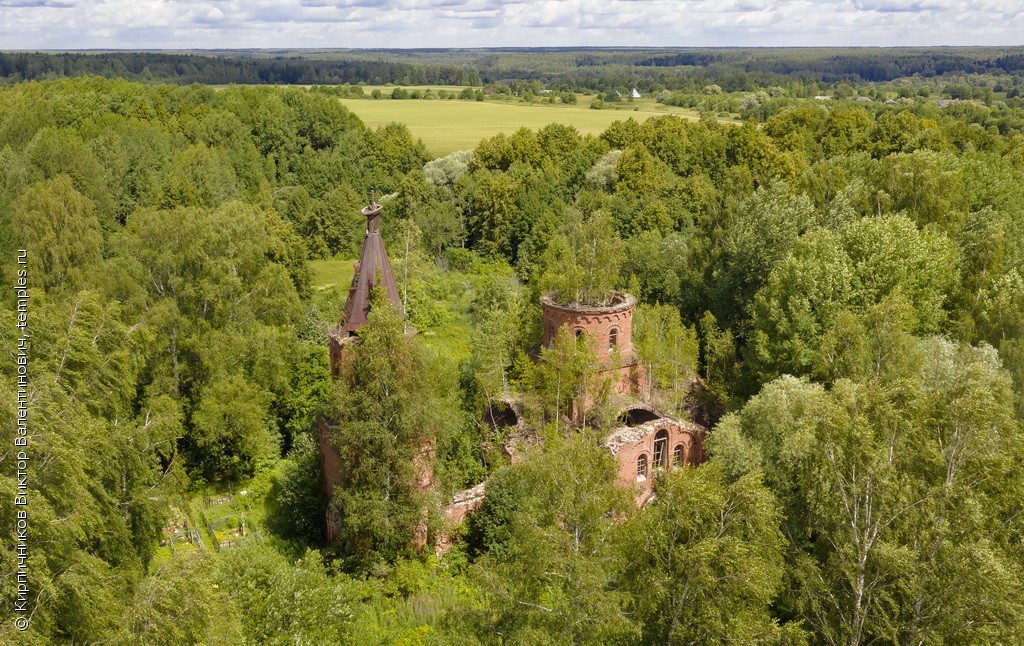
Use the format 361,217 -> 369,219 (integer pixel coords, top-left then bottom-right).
673,427 -> 706,465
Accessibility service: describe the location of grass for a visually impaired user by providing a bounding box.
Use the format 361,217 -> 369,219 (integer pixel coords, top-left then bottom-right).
339,95 -> 711,157
210,83 -> 731,157
309,257 -> 356,298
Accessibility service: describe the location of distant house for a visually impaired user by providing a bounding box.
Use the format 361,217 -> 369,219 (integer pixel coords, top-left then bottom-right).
936,99 -> 955,108
855,96 -> 872,103
885,99 -> 897,105
813,95 -> 832,101
630,88 -> 642,99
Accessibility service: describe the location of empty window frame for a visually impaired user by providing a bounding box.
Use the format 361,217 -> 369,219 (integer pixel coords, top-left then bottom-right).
673,444 -> 685,467
653,430 -> 669,470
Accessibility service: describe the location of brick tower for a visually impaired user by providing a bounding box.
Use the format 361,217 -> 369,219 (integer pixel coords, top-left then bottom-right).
319,197 -> 405,542
539,289 -> 706,505
540,289 -> 642,396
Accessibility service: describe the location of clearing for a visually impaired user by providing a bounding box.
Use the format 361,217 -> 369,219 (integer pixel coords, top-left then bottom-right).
339,93 -> 710,157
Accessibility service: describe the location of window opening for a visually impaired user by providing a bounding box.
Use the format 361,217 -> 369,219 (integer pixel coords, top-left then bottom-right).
654,430 -> 669,470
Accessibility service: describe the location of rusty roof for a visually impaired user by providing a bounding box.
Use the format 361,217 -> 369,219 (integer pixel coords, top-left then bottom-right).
340,201 -> 402,334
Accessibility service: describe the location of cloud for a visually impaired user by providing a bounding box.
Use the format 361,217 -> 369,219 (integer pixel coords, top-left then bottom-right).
0,0 -> 1021,48
0,0 -> 73,7
852,0 -> 942,12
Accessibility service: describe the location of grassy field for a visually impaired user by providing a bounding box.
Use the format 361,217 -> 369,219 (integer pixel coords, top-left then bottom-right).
310,257 -> 356,300
340,95 -> 710,157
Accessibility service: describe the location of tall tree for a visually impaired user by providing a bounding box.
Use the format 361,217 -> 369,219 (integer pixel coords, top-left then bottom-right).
634,303 -> 699,411
622,463 -> 792,644
322,290 -> 447,562
711,328 -> 1024,645
458,434 -> 639,645
536,209 -> 622,307
11,175 -> 102,293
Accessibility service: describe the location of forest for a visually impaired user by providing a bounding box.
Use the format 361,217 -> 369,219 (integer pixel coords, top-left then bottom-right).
1,61 -> 1024,645
5,46 -> 1024,90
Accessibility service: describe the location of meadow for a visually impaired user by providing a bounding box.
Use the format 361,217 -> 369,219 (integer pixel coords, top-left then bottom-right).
339,92 -> 707,156
309,256 -> 356,301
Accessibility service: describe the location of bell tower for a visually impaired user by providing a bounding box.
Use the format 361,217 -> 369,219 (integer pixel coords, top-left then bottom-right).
328,194 -> 404,377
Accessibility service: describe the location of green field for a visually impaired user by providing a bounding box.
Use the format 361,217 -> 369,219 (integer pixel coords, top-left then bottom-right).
310,257 -> 356,298
340,95 -> 709,157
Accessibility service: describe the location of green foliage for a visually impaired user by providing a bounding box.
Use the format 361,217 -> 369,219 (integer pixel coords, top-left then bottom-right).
456,434 -> 639,644
750,230 -> 857,380
0,296 -> 176,643
710,180 -> 818,330
712,334 -> 1024,645
699,310 -> 740,399
265,433 -> 328,547
620,229 -> 687,304
121,552 -> 242,645
424,149 -> 473,188
528,326 -> 604,429
750,214 -> 959,381
584,148 -> 621,189
11,175 -> 102,292
322,291 -> 448,562
217,543 -> 356,644
466,268 -> 524,407
634,303 -> 699,413
622,463 -> 791,644
465,170 -> 520,258
190,374 -> 278,483
536,209 -> 623,307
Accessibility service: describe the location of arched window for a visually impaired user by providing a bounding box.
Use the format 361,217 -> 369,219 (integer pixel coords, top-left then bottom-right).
608,327 -> 618,352
654,430 -> 669,470
637,454 -> 648,480
546,323 -> 555,345
673,444 -> 685,467
575,329 -> 585,341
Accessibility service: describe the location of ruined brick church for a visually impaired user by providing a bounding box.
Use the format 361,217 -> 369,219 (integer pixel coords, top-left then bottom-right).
319,200 -> 707,543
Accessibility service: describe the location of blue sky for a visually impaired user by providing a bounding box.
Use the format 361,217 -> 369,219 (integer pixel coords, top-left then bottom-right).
1,0 -> 1022,49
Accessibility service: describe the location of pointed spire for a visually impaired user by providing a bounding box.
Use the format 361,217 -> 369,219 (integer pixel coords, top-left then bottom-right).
341,194 -> 402,335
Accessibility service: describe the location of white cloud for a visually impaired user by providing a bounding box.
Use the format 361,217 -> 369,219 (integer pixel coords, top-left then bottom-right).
0,0 -> 1020,48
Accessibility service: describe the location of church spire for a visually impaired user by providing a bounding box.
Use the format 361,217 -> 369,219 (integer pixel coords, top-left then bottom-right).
340,194 -> 402,335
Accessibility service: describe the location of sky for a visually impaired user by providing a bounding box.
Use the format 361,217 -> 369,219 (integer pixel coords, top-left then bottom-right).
1,0 -> 1022,50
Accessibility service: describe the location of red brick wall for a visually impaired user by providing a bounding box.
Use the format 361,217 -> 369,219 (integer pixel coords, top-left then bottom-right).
541,291 -> 636,366
606,419 -> 706,506
317,418 -> 343,542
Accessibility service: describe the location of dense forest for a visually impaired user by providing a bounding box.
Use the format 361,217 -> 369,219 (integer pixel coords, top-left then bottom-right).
5,46 -> 1024,90
0,51 -> 483,87
2,63 -> 1024,644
